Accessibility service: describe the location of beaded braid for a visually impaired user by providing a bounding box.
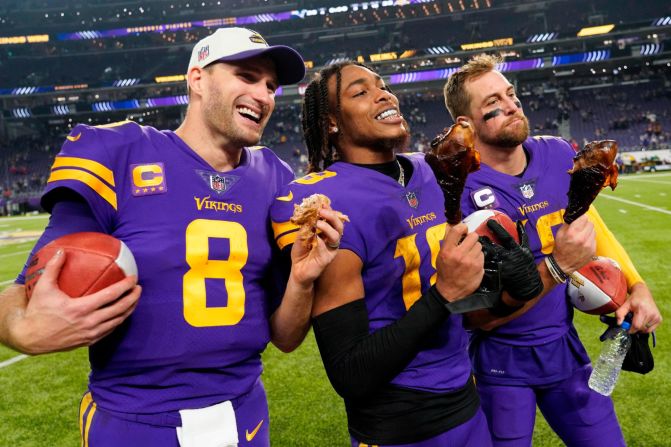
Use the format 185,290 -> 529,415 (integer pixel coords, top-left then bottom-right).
301,60 -> 373,172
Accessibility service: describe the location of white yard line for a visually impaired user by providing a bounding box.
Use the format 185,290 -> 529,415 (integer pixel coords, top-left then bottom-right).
620,179 -> 671,186
619,173 -> 671,182
0,215 -> 48,222
599,194 -> 671,215
0,279 -> 16,286
0,354 -> 28,369
0,249 -> 30,259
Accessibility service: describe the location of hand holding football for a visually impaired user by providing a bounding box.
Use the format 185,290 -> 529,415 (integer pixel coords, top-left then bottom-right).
462,209 -> 520,245
25,232 -> 137,299
567,256 -> 627,315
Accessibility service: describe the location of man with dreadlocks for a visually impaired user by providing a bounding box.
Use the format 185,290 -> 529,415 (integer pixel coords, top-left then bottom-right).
0,28 -> 345,446
269,61 -> 515,446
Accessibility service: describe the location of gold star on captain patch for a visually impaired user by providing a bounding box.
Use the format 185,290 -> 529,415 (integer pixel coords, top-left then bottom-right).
135,189 -> 140,194
151,187 -> 156,192
143,188 -> 148,193
159,186 -> 164,190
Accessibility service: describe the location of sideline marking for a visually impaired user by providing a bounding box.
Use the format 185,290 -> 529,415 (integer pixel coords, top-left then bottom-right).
0,249 -> 30,259
0,354 -> 28,369
0,215 -> 48,222
599,194 -> 671,215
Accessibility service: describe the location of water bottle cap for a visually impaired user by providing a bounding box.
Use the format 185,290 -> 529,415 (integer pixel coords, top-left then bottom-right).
621,321 -> 631,330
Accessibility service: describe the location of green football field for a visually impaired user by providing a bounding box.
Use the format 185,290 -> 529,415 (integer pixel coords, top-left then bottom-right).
0,172 -> 669,446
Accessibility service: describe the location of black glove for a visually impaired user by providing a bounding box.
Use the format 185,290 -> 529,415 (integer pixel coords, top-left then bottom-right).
599,313 -> 655,375
481,220 -> 543,302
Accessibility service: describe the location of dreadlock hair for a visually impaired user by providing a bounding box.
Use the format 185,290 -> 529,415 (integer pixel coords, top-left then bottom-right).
301,60 -> 375,172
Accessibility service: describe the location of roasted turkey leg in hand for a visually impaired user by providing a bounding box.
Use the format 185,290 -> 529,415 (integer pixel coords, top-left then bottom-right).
425,121 -> 481,224
564,139 -> 619,224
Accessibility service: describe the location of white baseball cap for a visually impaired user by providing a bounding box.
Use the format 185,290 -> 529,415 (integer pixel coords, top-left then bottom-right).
187,27 -> 306,85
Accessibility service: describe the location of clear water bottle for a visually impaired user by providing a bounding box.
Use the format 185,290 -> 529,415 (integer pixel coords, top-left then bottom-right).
588,321 -> 632,396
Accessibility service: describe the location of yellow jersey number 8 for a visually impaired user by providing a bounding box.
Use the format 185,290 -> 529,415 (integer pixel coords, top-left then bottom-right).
183,219 -> 248,327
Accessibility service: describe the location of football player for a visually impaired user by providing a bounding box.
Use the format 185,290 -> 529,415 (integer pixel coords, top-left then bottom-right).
0,28 -> 344,446
444,54 -> 662,446
270,61 -> 542,446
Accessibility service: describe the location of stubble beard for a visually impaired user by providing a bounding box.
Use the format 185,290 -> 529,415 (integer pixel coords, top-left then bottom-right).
481,115 -> 530,148
369,120 -> 411,153
206,94 -> 266,148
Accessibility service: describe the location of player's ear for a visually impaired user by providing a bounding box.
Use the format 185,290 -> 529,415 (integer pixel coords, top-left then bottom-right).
187,67 -> 205,98
456,116 -> 472,127
328,115 -> 339,134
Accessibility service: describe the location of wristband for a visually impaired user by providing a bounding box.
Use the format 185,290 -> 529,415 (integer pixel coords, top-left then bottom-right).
544,254 -> 570,284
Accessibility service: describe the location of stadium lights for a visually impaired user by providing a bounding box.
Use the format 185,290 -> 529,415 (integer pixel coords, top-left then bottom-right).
426,46 -> 453,54
56,1 -> 441,42
369,52 -> 398,61
577,24 -> 615,37
54,83 -> 89,91
526,32 -> 558,43
53,105 -> 71,115
11,86 -> 38,95
155,75 -> 186,83
639,44 -> 663,56
0,34 -> 49,45
652,16 -> 671,26
11,108 -> 32,118
461,38 -> 513,51
113,79 -> 141,87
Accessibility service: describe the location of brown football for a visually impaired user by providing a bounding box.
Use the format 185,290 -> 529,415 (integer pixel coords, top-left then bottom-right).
462,209 -> 520,245
25,232 -> 137,299
567,257 -> 627,315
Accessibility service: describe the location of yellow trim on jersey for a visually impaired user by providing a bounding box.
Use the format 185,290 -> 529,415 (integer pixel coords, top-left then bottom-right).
48,169 -> 117,210
95,119 -> 133,128
276,191 -> 294,202
52,156 -> 115,186
292,170 -> 337,185
276,229 -> 299,250
272,220 -> 300,239
587,206 -> 644,289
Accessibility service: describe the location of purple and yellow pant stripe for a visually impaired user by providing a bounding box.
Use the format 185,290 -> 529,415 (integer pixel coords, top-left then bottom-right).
79,392 -> 97,447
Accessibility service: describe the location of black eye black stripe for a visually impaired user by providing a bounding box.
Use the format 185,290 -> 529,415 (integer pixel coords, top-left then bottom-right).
483,108 -> 503,121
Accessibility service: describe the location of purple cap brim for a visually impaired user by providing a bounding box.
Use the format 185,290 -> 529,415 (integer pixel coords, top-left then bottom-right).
216,45 -> 306,85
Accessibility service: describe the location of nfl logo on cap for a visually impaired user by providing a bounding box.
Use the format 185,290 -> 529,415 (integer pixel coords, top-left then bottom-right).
186,27 -> 306,85
197,45 -> 209,62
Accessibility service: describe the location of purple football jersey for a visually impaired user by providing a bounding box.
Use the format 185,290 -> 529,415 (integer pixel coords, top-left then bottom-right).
41,121 -> 294,414
462,136 -> 590,384
271,153 -> 472,393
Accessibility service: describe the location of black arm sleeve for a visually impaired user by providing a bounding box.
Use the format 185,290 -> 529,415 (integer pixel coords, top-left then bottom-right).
312,286 -> 450,401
